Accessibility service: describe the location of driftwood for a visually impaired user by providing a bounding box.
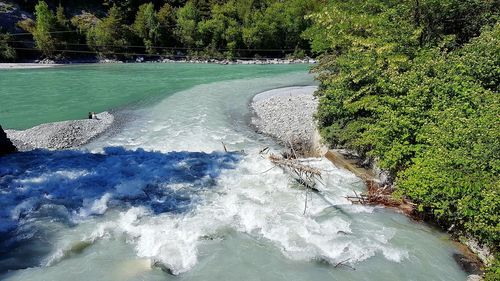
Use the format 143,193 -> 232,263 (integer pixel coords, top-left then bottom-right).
334,258 -> 356,270
268,153 -> 321,191
268,154 -> 321,176
263,145 -> 323,215
346,180 -> 416,216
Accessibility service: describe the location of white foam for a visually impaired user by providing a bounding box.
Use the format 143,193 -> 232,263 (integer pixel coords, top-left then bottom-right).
68,154 -> 409,275
77,193 -> 112,218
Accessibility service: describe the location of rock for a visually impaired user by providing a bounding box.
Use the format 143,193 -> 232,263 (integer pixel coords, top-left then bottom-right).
467,275 -> 483,281
461,237 -> 495,266
453,253 -> 482,275
0,125 -> 17,155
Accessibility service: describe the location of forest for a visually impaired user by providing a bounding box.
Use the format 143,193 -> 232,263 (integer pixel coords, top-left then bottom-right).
0,0 -> 499,278
0,0 -> 322,60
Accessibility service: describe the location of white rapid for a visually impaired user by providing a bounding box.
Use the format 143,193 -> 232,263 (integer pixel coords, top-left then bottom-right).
1,70 -> 467,281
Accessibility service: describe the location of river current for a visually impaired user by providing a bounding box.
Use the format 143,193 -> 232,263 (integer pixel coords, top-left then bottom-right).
0,64 -> 467,280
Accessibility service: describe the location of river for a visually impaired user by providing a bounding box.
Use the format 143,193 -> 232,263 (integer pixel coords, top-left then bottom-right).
0,64 -> 467,280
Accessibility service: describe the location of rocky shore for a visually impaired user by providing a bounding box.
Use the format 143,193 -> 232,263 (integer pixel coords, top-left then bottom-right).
0,125 -> 17,155
0,63 -> 62,69
5,112 -> 114,150
251,86 -> 320,156
0,58 -> 316,69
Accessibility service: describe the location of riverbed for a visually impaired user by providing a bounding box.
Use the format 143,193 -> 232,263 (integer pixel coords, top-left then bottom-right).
0,64 -> 468,280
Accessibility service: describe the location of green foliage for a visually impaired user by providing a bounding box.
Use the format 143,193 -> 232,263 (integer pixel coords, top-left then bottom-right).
157,3 -> 176,46
10,0 -> 323,59
485,257 -> 500,281
197,1 -> 242,58
0,30 -> 16,60
310,0 -> 500,253
415,0 -> 499,45
175,1 -> 199,48
16,18 -> 36,33
55,4 -> 69,28
133,3 -> 160,54
87,5 -> 130,57
33,1 -> 56,57
243,0 -> 318,51
70,12 -> 99,33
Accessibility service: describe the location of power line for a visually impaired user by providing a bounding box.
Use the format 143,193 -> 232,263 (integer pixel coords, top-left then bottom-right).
8,30 -> 79,36
6,40 -> 297,52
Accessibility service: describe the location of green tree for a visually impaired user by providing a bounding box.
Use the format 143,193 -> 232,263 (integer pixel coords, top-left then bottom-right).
0,30 -> 16,60
157,3 -> 176,46
33,0 -> 56,57
55,4 -> 69,28
87,5 -> 130,58
133,3 -> 160,54
243,0 -> 319,55
175,1 -> 199,48
197,1 -> 242,58
307,2 -> 499,275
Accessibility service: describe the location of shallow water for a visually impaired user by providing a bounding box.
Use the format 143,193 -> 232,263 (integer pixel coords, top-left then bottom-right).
0,64 -> 467,280
0,63 -> 307,130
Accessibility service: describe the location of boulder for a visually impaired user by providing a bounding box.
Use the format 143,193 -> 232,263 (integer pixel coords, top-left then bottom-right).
0,125 -> 17,155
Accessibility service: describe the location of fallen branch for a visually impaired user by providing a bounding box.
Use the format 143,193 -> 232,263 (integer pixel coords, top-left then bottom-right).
346,180 -> 416,216
334,258 -> 355,270
269,154 -> 321,176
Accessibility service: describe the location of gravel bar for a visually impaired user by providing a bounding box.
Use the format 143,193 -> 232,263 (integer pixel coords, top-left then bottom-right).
6,112 -> 114,150
251,86 -> 320,155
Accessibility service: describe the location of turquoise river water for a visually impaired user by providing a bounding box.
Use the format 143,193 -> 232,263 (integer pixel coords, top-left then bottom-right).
0,64 -> 467,280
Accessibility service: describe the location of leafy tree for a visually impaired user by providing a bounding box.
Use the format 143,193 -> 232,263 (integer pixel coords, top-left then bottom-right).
197,1 -> 242,58
175,1 -> 199,48
243,0 -> 319,56
157,3 -> 176,46
0,30 -> 16,60
87,5 -> 130,57
308,2 -> 500,270
413,0 -> 499,45
71,12 -> 99,33
55,4 -> 69,28
32,0 -> 56,57
133,3 -> 160,54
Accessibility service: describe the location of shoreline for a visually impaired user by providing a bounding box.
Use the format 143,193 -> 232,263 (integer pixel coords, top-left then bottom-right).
250,86 -> 322,157
0,58 -> 316,70
249,86 -> 487,279
250,86 -> 380,180
0,63 -> 63,69
6,111 -> 114,150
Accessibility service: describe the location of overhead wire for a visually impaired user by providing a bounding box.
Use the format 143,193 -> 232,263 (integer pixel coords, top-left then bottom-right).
5,40 -> 297,52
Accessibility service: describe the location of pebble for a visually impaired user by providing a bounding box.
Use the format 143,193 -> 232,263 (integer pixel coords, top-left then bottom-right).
251,86 -> 319,155
6,112 -> 114,150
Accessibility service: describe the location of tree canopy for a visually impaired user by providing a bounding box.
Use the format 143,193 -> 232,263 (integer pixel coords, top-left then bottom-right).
8,0 -> 321,59
306,2 -> 499,272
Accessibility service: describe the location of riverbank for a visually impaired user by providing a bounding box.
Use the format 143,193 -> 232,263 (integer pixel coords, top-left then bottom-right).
251,86 -> 322,156
250,86 -> 387,181
250,86 -> 490,280
0,63 -> 63,69
5,112 -> 114,150
0,58 -> 316,69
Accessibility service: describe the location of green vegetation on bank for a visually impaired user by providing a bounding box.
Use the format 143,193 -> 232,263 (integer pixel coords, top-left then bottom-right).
0,0 -> 320,60
306,0 -> 499,277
